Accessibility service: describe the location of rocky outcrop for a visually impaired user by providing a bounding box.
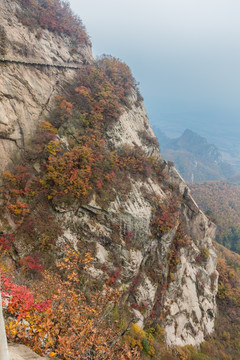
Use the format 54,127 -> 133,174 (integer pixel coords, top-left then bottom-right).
0,0 -> 93,171
57,94 -> 218,347
163,170 -> 218,345
9,344 -> 49,360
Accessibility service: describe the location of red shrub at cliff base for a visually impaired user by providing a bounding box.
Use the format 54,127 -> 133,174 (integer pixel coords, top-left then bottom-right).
1,273 -> 50,319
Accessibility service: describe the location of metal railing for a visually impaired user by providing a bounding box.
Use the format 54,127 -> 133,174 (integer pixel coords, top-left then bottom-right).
0,57 -> 84,70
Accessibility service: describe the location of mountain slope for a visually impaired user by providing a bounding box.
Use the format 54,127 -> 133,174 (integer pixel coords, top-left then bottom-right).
190,181 -> 240,254
153,127 -> 235,183
0,0 -> 219,358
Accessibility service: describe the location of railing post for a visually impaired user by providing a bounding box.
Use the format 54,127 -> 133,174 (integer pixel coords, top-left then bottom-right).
0,278 -> 9,360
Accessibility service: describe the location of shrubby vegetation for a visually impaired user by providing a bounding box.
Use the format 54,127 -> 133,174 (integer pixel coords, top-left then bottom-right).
17,0 -> 90,45
2,247 -> 141,359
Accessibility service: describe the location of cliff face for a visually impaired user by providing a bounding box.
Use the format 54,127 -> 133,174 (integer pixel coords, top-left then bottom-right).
58,96 -> 217,346
0,0 -> 218,349
0,0 -> 92,171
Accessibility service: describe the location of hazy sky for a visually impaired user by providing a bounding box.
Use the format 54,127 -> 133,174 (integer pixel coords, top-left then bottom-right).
68,0 -> 240,148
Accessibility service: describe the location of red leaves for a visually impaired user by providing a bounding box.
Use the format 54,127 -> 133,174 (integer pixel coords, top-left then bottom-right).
2,248 -> 139,359
8,200 -> 30,217
124,231 -> 133,245
96,179 -> 103,189
20,255 -> 43,272
1,273 -> 50,320
150,198 -> 180,238
0,234 -> 14,251
106,266 -> 122,286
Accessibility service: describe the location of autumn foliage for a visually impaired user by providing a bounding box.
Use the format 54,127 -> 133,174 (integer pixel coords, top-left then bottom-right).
2,247 -> 140,359
17,0 -> 89,45
191,181 -> 240,254
0,39 -> 229,359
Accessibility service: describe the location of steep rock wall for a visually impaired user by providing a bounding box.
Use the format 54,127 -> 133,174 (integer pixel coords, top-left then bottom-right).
0,0 -> 218,348
0,0 -> 93,171
57,93 -> 218,347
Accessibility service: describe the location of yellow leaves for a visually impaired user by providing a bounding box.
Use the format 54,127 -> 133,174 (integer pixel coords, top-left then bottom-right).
46,139 -> 63,156
131,323 -> 146,338
3,170 -> 18,186
66,270 -> 78,283
75,86 -> 91,98
49,352 -> 57,358
83,251 -> 94,267
8,200 -> 30,217
40,121 -> 58,134
7,320 -> 18,337
42,144 -> 96,201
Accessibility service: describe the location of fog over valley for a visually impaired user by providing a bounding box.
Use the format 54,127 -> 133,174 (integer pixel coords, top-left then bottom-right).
69,0 -> 240,167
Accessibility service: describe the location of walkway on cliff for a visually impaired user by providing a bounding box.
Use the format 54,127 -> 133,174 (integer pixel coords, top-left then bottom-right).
0,57 -> 84,70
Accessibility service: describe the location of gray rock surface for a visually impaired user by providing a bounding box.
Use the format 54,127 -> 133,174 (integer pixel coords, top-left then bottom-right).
0,0 -> 93,171
58,94 -> 218,346
9,344 -> 49,360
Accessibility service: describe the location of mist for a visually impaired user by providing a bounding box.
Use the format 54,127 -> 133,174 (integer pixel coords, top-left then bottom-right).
69,0 -> 240,152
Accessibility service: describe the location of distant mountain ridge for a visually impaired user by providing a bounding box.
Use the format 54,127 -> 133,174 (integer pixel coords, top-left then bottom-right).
153,127 -> 236,183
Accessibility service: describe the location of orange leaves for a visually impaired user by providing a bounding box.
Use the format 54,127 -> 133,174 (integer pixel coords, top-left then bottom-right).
114,146 -> 154,179
8,200 -> 30,217
97,56 -> 135,105
18,0 -> 90,45
0,128 -> 62,263
30,121 -> 60,158
73,65 -> 120,126
3,247 -> 137,359
75,86 -> 91,98
1,167 -> 32,224
3,166 -> 31,190
56,97 -> 73,120
41,145 -> 95,200
35,57 -> 146,208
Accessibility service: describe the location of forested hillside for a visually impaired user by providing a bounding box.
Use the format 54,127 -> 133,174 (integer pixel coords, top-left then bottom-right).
154,128 -> 235,183
191,181 -> 240,254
